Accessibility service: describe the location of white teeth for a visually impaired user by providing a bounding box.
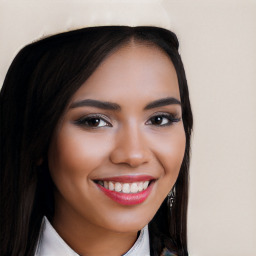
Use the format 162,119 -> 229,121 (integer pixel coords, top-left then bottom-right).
115,182 -> 122,192
109,181 -> 114,191
104,181 -> 108,189
143,181 -> 149,190
130,183 -> 139,193
122,183 -> 130,193
98,180 -> 151,194
138,182 -> 143,192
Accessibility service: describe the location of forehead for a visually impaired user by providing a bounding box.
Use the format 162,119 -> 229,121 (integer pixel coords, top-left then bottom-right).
71,43 -> 180,103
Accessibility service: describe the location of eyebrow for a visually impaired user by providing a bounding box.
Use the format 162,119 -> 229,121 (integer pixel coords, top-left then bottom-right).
144,97 -> 181,110
70,97 -> 181,110
70,99 -> 121,110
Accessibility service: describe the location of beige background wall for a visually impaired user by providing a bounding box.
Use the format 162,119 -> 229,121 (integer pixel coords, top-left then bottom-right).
1,1 -> 255,255
164,2 -> 256,255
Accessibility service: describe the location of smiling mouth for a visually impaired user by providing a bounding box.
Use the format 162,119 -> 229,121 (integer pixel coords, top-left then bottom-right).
94,180 -> 152,194
93,175 -> 156,205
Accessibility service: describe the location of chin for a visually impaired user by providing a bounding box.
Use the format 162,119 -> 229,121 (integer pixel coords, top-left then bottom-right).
95,205 -> 157,234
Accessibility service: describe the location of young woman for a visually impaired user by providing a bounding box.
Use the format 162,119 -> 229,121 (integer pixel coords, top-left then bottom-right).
0,26 -> 193,256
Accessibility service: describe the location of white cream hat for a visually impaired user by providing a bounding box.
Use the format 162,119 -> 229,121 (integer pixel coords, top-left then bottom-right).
0,0 -> 170,87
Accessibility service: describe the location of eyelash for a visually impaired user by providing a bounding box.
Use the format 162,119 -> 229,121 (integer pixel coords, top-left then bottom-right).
74,112 -> 181,129
74,114 -> 112,128
146,112 -> 181,127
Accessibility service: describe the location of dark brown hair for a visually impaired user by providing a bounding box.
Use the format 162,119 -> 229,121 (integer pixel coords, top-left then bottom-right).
0,26 -> 193,256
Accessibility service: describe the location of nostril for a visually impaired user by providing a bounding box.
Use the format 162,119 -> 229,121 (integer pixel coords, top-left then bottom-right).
109,131 -> 150,167
110,149 -> 150,167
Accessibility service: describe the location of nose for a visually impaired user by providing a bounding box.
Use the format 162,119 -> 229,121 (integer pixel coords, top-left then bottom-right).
109,125 -> 150,168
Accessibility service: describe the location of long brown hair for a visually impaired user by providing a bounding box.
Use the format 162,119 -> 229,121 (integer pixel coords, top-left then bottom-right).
0,26 -> 193,256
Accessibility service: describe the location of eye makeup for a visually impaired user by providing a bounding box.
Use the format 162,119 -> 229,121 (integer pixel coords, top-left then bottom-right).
146,112 -> 181,127
74,113 -> 112,129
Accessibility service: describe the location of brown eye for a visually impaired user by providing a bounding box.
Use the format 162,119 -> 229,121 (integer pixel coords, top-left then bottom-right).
87,118 -> 101,127
151,116 -> 164,125
74,114 -> 112,128
146,113 -> 181,127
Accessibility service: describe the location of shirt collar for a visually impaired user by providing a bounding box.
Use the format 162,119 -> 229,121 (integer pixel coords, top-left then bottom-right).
35,216 -> 150,256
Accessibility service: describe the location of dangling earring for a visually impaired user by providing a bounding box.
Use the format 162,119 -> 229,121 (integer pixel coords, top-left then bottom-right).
167,185 -> 176,208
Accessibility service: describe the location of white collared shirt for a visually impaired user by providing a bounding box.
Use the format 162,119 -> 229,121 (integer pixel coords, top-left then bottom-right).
35,217 -> 150,256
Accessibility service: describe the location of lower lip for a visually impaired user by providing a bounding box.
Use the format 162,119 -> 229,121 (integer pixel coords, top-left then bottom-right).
96,182 -> 154,205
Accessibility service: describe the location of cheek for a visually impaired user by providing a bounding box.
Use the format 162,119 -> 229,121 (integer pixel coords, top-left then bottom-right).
47,125 -> 115,213
151,124 -> 186,180
48,125 -> 111,181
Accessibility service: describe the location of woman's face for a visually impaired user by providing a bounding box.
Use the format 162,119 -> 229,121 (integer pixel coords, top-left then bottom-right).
48,43 -> 186,233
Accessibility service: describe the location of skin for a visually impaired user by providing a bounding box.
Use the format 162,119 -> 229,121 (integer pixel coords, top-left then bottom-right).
48,42 -> 186,256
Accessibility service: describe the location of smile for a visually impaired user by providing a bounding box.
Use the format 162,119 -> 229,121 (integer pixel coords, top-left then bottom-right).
94,175 -> 156,205
96,180 -> 150,194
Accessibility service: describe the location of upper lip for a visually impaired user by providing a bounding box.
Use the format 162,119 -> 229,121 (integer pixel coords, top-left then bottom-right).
94,175 -> 156,183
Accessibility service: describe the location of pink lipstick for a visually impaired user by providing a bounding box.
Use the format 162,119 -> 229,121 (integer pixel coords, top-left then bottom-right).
95,175 -> 155,205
